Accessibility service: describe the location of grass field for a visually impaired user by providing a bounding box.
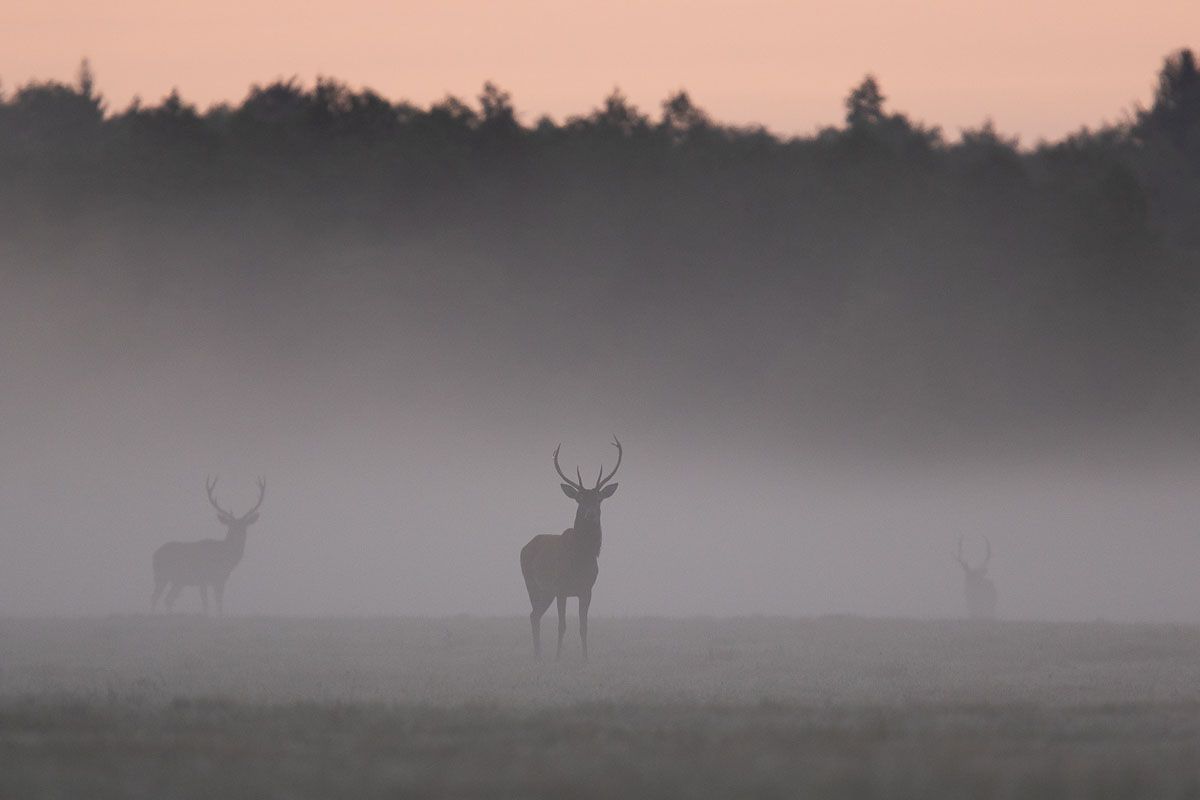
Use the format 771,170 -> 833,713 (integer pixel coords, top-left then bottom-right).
3,616 -> 1200,798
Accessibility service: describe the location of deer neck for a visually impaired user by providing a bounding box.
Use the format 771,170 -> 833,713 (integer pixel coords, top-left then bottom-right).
571,509 -> 602,560
223,527 -> 248,562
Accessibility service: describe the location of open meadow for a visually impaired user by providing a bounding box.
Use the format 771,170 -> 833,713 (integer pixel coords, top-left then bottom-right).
2,616 -> 1200,798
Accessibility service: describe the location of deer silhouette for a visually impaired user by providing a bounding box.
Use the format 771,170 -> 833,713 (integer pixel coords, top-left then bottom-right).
955,535 -> 997,620
151,477 -> 265,614
520,436 -> 622,661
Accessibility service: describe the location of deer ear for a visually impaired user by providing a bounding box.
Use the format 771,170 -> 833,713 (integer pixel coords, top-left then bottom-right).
599,483 -> 618,499
560,484 -> 579,499
243,512 -> 260,525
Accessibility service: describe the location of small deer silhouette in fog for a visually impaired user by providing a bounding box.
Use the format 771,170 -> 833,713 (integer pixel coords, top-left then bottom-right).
521,436 -> 622,661
152,477 -> 265,614
955,536 -> 997,620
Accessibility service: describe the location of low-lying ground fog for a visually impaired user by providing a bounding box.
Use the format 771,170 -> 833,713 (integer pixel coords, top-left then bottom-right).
3,616 -> 1200,798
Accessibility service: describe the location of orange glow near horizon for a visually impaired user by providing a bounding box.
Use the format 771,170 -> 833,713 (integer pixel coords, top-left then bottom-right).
2,0 -> 1196,142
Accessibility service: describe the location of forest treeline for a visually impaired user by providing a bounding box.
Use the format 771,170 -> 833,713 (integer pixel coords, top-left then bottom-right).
0,51 -> 1198,447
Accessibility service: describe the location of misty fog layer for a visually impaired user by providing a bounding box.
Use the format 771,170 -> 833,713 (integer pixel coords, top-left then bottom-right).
0,53 -> 1197,618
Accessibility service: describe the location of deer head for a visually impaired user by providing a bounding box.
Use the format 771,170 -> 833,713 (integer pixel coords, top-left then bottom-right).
553,436 -> 621,524
206,475 -> 266,536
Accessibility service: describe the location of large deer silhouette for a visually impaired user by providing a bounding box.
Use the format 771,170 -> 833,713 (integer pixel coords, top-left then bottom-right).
151,477 -> 265,614
955,536 -> 997,620
520,436 -> 622,661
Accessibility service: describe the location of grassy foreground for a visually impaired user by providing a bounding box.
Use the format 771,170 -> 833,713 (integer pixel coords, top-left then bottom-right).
2,616 -> 1199,798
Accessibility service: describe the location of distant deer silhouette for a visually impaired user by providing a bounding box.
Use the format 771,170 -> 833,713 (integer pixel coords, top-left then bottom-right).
151,477 -> 265,614
955,536 -> 997,620
520,436 -> 622,661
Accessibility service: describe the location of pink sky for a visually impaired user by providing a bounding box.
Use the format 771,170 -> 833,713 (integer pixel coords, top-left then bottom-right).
3,0 -> 1196,142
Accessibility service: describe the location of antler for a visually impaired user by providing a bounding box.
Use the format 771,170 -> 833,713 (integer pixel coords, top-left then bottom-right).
596,435 -> 622,488
954,536 -> 969,571
955,536 -> 990,571
555,437 -> 623,491
206,475 -> 233,517
553,444 -> 584,490
244,476 -> 266,518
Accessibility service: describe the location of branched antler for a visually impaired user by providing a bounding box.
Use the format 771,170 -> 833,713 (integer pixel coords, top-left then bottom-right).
955,536 -> 990,572
555,437 -> 622,491
206,475 -> 265,520
954,536 -> 969,571
596,436 -> 622,489
206,475 -> 233,518
245,477 -> 266,518
553,444 -> 584,490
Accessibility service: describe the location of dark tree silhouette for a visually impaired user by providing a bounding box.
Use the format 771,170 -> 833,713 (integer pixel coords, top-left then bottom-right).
1137,48 -> 1200,151
0,52 -> 1196,447
845,76 -> 886,129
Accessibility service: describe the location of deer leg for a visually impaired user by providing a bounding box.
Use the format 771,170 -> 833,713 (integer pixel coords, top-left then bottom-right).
529,594 -> 552,659
163,583 -> 182,611
555,595 -> 567,661
578,589 -> 592,662
214,582 -> 225,616
151,576 -> 166,611
200,585 -> 209,615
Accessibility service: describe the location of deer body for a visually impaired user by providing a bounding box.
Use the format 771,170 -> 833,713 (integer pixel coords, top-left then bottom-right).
151,477 -> 264,614
152,534 -> 244,601
964,572 -> 997,620
521,437 -> 621,661
521,519 -> 601,600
